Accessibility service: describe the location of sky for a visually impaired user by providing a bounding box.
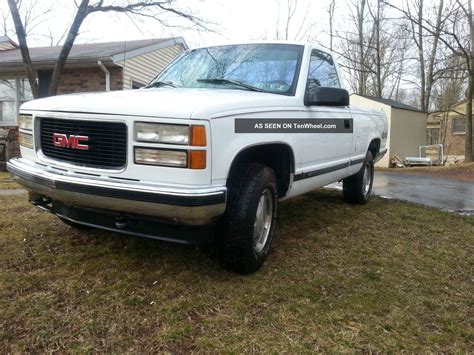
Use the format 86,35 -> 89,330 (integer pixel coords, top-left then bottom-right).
0,0 -> 412,95
0,0 -> 337,48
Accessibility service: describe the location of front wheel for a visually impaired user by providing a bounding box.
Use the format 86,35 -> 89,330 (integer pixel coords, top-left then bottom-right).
343,151 -> 374,204
218,163 -> 278,274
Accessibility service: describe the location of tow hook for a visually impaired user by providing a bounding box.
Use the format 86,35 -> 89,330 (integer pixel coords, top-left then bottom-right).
115,216 -> 129,229
29,193 -> 51,206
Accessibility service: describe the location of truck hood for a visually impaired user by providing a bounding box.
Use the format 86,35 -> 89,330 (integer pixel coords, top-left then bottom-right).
21,88 -> 299,119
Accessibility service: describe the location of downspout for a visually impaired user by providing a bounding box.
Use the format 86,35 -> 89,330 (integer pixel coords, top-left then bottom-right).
97,61 -> 110,91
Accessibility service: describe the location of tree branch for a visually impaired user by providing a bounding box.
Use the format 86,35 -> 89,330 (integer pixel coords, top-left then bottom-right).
7,0 -> 39,98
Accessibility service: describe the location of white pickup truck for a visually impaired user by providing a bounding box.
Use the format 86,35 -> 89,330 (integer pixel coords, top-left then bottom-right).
8,41 -> 387,273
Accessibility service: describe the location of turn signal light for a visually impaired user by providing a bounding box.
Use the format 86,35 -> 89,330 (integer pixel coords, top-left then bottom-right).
191,125 -> 206,146
189,150 -> 206,169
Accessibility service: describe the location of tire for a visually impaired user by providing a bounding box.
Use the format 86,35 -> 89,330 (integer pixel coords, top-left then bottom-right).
218,163 -> 278,274
343,151 -> 374,205
58,216 -> 94,230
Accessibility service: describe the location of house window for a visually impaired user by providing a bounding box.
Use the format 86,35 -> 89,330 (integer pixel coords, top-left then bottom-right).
0,79 -> 33,125
426,127 -> 440,145
452,117 -> 466,134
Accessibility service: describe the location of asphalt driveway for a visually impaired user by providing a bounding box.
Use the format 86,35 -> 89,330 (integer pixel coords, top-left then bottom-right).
329,171 -> 474,215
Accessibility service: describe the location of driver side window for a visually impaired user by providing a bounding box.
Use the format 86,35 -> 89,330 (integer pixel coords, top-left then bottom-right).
307,50 -> 340,88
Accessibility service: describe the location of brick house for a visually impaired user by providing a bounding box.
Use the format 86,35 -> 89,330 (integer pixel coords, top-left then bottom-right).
427,100 -> 474,163
0,36 -> 187,169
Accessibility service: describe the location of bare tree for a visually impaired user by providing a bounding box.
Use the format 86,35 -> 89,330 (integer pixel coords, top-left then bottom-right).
368,0 -> 383,97
331,0 -> 372,95
465,0 -> 473,162
402,0 -> 445,111
284,0 -> 297,40
389,23 -> 411,101
333,0 -> 406,99
433,56 -> 466,111
7,0 -> 208,98
20,0 -> 53,38
275,0 -> 316,41
328,0 -> 336,51
430,56 -> 467,152
387,0 -> 472,161
356,0 -> 369,94
7,0 -> 39,98
1,8 -> 9,36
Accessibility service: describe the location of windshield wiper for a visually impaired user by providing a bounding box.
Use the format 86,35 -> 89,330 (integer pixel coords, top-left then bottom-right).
197,78 -> 264,92
144,81 -> 179,89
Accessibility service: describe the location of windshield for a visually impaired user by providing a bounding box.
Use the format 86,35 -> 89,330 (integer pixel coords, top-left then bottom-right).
150,44 -> 304,95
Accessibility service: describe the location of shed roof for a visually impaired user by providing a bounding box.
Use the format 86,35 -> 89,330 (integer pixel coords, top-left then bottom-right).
353,94 -> 425,113
0,37 -> 187,69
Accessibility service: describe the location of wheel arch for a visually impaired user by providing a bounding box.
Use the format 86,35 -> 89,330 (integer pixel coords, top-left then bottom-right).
368,138 -> 381,159
226,142 -> 295,197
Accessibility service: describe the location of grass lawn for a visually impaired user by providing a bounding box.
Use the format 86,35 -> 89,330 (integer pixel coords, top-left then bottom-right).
0,187 -> 472,352
0,172 -> 20,190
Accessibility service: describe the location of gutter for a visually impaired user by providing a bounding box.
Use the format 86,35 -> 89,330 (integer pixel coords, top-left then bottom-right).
97,60 -> 110,91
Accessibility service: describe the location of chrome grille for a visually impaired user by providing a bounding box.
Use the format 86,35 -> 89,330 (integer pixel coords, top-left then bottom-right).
40,117 -> 127,169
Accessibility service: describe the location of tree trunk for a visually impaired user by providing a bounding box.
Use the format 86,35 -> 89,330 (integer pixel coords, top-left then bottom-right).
374,0 -> 382,98
357,0 -> 367,95
465,0 -> 473,162
328,0 -> 335,51
48,0 -> 90,96
7,0 -> 39,99
466,73 -> 473,162
424,0 -> 444,112
417,0 -> 426,111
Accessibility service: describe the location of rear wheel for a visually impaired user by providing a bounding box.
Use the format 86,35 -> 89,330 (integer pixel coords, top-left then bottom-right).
343,151 -> 374,204
218,163 -> 278,274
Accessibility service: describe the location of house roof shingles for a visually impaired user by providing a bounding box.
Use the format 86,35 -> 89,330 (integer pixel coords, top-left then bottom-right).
0,37 -> 181,67
354,94 -> 425,113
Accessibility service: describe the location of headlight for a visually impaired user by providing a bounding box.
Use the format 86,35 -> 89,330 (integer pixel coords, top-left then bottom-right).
134,147 -> 187,167
135,122 -> 190,145
18,114 -> 33,130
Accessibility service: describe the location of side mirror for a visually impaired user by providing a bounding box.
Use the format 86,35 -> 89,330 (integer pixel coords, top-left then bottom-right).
304,85 -> 349,107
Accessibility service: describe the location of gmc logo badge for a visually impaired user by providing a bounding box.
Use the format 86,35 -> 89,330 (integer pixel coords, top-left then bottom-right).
53,133 -> 89,150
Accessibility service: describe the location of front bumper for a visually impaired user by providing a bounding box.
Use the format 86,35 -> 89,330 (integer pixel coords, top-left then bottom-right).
7,158 -> 226,225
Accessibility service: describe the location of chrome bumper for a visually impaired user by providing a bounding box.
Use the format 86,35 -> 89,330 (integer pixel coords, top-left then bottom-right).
7,158 -> 226,225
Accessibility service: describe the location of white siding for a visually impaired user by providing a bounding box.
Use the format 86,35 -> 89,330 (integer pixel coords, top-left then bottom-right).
0,43 -> 16,51
390,108 -> 427,163
117,44 -> 184,90
350,95 -> 427,168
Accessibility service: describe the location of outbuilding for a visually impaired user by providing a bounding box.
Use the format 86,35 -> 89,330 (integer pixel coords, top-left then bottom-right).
350,94 -> 427,168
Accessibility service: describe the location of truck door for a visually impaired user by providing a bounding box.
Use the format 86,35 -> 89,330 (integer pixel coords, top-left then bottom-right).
299,48 -> 353,183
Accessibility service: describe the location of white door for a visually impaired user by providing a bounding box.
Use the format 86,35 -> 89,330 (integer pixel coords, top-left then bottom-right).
298,49 -> 353,181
